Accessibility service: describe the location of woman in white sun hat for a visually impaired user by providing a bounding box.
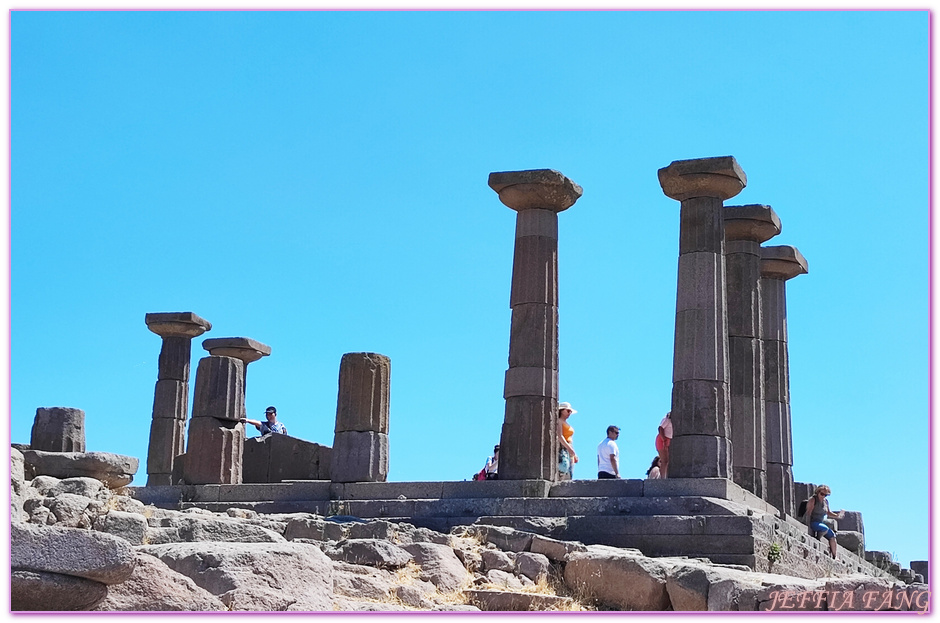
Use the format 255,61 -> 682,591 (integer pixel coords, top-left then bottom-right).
557,401 -> 579,480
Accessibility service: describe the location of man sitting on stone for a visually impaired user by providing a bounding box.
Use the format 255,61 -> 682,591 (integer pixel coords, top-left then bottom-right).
241,406 -> 288,436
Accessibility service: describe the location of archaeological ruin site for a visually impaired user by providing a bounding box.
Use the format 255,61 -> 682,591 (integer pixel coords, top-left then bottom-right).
10,157 -> 929,612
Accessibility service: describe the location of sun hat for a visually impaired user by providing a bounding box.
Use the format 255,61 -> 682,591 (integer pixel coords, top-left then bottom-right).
558,402 -> 577,414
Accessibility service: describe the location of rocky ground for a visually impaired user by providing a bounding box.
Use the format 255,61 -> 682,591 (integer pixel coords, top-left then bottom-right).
10,447 -> 928,612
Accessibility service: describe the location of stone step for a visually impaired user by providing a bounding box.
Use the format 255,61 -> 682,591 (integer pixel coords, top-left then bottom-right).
464,589 -> 574,611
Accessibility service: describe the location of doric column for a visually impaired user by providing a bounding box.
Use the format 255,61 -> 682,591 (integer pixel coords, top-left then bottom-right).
760,245 -> 808,517
489,169 -> 582,481
144,311 -> 211,486
724,205 -> 781,497
202,337 -> 271,422
658,156 -> 746,478
183,355 -> 245,485
331,352 -> 391,483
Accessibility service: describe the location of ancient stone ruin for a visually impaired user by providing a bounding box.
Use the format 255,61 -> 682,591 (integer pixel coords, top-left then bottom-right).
11,158 -> 928,611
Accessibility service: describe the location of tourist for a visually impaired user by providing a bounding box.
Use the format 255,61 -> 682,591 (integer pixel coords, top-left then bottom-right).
485,445 -> 499,480
241,406 -> 288,436
597,425 -> 621,479
557,402 -> 579,480
806,484 -> 845,559
656,411 -> 672,478
646,456 -> 662,479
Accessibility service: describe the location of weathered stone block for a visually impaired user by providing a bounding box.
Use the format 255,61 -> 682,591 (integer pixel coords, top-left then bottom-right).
330,431 -> 388,483
157,337 -> 192,382
760,245 -> 809,281
151,380 -> 188,420
760,277 -> 788,343
836,531 -> 864,557
509,235 -> 558,307
764,402 -> 793,464
658,156 -> 747,202
202,337 -> 271,364
145,312 -> 211,339
762,339 -> 789,403
182,418 -> 244,485
765,462 -> 794,517
670,379 -> 730,437
515,208 -> 558,239
498,396 -> 555,481
910,560 -> 928,583
334,353 -> 390,434
192,356 -> 245,422
723,204 -> 781,243
503,366 -> 558,399
146,417 -> 186,475
678,197 -> 725,253
672,308 -> 728,384
725,249 -> 762,338
507,303 -> 557,369
31,407 -> 86,453
839,510 -> 865,535
243,434 -> 331,483
667,435 -> 731,479
21,450 -> 138,488
488,169 -> 582,213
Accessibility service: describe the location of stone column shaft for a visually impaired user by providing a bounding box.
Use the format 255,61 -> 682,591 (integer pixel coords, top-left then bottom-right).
761,245 -> 808,517
659,157 -> 746,478
31,407 -> 86,453
331,352 -> 391,483
489,169 -> 581,481
144,312 -> 211,486
183,355 -> 246,485
724,205 -> 780,497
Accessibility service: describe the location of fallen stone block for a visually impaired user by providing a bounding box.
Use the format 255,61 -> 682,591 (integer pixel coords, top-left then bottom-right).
12,522 -> 136,585
94,510 -> 149,546
139,541 -> 333,611
564,548 -> 670,611
21,450 -> 139,488
243,433 -> 331,482
465,589 -> 574,611
12,569 -> 107,611
403,542 -> 471,592
325,538 -> 413,570
92,553 -> 226,611
515,551 -> 552,582
168,514 -> 285,543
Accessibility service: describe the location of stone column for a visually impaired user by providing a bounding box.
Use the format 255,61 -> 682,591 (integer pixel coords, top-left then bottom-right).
723,205 -> 780,496
489,169 -> 582,482
31,407 -> 86,453
331,352 -> 391,483
182,355 -> 246,485
203,337 -> 272,423
144,312 -> 211,486
658,156 -> 747,478
761,245 -> 808,517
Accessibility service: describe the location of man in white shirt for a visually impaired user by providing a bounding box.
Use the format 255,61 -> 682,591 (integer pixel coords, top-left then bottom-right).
597,426 -> 621,479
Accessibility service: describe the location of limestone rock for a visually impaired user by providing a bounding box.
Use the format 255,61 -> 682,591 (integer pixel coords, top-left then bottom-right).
12,569 -> 107,611
403,542 -> 472,592
21,449 -> 138,488
92,553 -> 226,611
139,541 -> 333,611
12,522 -> 136,585
564,548 -> 670,610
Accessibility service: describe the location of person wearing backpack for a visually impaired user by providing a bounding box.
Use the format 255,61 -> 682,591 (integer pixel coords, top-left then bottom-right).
805,484 -> 846,559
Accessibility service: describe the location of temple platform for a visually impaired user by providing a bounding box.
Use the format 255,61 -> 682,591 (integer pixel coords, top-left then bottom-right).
128,477 -> 890,581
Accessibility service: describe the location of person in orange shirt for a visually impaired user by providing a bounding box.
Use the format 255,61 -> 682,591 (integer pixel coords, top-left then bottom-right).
557,402 -> 579,480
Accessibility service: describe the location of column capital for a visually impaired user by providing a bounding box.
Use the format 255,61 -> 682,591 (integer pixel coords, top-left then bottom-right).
145,312 -> 212,339
488,169 -> 582,213
760,245 -> 809,280
658,156 -> 747,202
724,204 -> 781,243
202,337 -> 271,364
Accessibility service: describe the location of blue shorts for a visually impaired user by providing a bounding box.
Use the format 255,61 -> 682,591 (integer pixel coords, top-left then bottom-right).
812,521 -> 836,540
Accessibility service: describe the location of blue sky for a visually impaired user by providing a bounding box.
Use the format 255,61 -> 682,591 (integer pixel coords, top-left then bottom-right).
10,10 -> 929,569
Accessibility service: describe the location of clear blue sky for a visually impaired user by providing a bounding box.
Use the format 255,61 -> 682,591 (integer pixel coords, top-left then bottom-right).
10,10 -> 929,569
